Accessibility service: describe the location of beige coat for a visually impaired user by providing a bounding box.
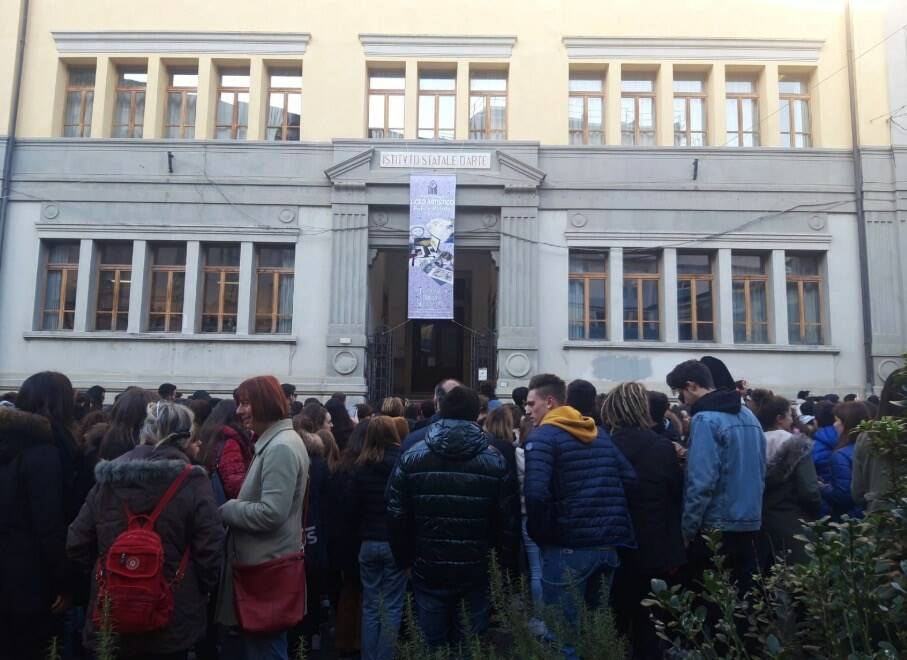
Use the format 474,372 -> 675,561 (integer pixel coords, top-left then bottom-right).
215,418 -> 309,627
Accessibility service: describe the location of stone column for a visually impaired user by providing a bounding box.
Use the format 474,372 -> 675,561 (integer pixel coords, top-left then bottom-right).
73,239 -> 96,332
326,203 -> 369,385
662,247 -> 679,342
715,248 -> 735,344
497,205 -> 539,387
127,240 -> 149,334
608,247 -> 624,341
182,241 -> 202,334
769,249 -> 789,344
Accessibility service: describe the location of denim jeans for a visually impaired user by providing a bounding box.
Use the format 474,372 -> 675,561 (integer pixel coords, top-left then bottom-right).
220,627 -> 288,660
522,518 -> 543,607
359,540 -> 407,660
412,584 -> 490,648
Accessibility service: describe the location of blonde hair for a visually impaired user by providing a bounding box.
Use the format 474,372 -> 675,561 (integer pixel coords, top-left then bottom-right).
141,400 -> 195,451
484,406 -> 514,444
601,382 -> 654,430
381,396 -> 405,417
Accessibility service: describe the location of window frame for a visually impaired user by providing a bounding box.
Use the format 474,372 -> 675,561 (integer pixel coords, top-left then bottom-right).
677,255 -> 715,342
148,245 -> 186,333
112,67 -> 147,138
568,251 -> 608,339
41,243 -> 79,330
620,76 -> 656,146
568,73 -> 605,145
63,66 -> 95,138
672,77 -> 707,147
201,247 -> 240,334
367,69 -> 405,139
622,252 -> 661,340
779,78 -> 812,148
786,255 -> 824,345
732,258 -> 770,343
417,70 -> 456,140
94,245 -> 132,332
164,68 -> 198,139
215,68 -> 250,140
254,247 -> 295,334
469,72 -> 508,140
266,68 -> 302,141
726,78 -> 759,147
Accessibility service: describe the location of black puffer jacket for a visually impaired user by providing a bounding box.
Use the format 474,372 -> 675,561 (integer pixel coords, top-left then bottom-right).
350,445 -> 401,543
387,419 -> 518,590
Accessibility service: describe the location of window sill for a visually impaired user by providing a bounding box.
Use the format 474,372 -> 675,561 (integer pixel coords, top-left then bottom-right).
562,340 -> 839,354
24,331 -> 297,344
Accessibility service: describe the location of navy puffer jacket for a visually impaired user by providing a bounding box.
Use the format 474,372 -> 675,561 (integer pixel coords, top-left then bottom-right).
524,416 -> 636,550
387,419 -> 518,590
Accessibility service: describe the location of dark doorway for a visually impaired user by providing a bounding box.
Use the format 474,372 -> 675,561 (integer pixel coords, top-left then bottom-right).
409,277 -> 469,391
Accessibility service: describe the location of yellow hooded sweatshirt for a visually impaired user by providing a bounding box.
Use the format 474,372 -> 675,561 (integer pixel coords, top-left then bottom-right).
539,405 -> 598,444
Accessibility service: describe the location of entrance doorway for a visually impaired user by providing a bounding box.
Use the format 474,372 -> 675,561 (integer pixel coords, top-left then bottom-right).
368,249 -> 497,398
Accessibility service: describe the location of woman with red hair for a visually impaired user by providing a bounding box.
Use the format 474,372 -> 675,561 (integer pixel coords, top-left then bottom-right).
215,375 -> 310,659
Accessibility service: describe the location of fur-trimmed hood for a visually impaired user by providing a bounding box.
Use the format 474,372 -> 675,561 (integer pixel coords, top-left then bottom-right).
765,431 -> 812,486
0,407 -> 53,464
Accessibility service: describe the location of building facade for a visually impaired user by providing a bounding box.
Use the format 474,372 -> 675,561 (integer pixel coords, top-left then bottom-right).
0,0 -> 904,400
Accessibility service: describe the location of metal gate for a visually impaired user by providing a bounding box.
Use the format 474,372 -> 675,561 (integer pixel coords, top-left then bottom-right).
468,329 -> 498,390
366,326 -> 394,405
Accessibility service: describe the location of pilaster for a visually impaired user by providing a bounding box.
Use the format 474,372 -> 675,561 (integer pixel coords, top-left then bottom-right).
91,56 -> 116,138
195,56 -> 216,139
73,239 -> 96,332
770,249 -> 789,344
656,63 -> 674,146
707,63 -> 726,147
715,248 -> 735,344
405,60 -> 418,140
608,247 -> 624,341
662,248 -> 678,342
144,57 -> 166,139
759,64 -> 780,147
456,61 -> 469,140
605,61 -> 621,145
247,56 -> 267,140
236,242 -> 254,334
127,240 -> 148,334
182,241 -> 202,334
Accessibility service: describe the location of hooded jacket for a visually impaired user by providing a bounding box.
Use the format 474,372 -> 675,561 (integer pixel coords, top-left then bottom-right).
0,408 -> 67,616
811,424 -> 838,484
683,390 -> 766,539
524,406 -> 636,550
66,444 -> 224,655
386,418 -> 518,591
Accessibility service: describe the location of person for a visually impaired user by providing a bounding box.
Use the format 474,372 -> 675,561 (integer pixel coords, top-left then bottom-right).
603,382 -> 685,660
325,396 -> 355,450
387,386 -> 518,648
0,381 -> 68,660
197,399 -> 254,501
400,379 -> 460,453
297,401 -> 332,435
700,355 -> 737,392
565,378 -> 597,419
350,416 -> 405,660
380,397 -> 409,441
821,401 -> 871,519
666,360 -> 765,596
811,400 -> 838,488
85,385 -> 106,412
482,406 -> 522,567
414,400 -> 435,431
843,393 -> 858,402
98,388 -> 157,460
853,367 -> 907,513
511,386 -> 529,412
479,381 -> 502,411
216,376 -> 310,660
186,397 -> 213,428
355,403 -> 373,423
158,382 -> 179,401
749,390 -> 821,567
281,383 -> 297,408
523,373 -> 636,652
648,390 -> 682,445
67,401 -> 224,660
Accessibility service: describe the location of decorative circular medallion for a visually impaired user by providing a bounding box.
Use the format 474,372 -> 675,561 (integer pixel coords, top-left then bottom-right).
333,350 -> 359,375
505,352 -> 531,378
808,214 -> 826,231
42,203 -> 60,220
125,556 -> 140,571
570,213 -> 588,228
878,359 -> 902,382
481,213 -> 498,228
278,207 -> 297,224
373,212 -> 389,227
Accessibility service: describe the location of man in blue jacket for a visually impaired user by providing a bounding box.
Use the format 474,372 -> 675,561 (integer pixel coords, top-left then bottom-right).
666,359 -> 766,596
523,373 -> 636,638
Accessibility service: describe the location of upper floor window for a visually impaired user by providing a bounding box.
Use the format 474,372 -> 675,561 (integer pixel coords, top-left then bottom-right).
779,75 -> 811,148
42,242 -> 79,330
202,245 -> 240,333
215,68 -> 250,140
63,66 -> 95,137
148,244 -> 186,332
367,69 -> 405,139
165,68 -> 198,139
418,70 -> 456,140
726,76 -> 759,147
95,243 -> 132,331
568,250 -> 607,340
673,75 -> 706,147
786,253 -> 823,344
732,253 -> 769,343
677,253 -> 714,341
623,251 -> 660,340
267,67 -> 302,141
112,67 -> 147,138
469,71 -> 507,140
568,73 -> 604,145
620,75 -> 656,146
255,245 -> 295,334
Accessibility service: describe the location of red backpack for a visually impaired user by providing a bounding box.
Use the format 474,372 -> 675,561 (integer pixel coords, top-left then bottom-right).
93,465 -> 193,634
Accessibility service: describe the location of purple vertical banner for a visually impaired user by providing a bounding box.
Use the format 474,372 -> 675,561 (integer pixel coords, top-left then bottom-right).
408,175 -> 456,319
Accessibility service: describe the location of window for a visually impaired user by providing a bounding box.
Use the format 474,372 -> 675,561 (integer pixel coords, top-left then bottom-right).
620,75 -> 656,146
673,75 -> 706,147
469,71 -> 507,140
367,70 -> 405,139
568,250 -> 607,340
726,76 -> 759,146
418,70 -> 456,140
786,253 -> 823,344
112,67 -> 147,138
779,75 -> 811,148
63,66 -> 95,137
623,251 -> 660,340
148,244 -> 186,332
95,243 -> 132,331
568,73 -> 604,145
677,253 -> 714,341
165,68 -> 198,139
202,245 -> 240,333
255,246 -> 294,333
41,242 -> 79,330
215,68 -> 250,140
267,67 -> 302,141
732,254 -> 769,343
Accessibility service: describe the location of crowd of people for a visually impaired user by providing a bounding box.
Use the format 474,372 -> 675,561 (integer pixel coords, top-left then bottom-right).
0,357 -> 903,660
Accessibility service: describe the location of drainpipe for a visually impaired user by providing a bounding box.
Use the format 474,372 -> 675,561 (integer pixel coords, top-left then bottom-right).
845,0 -> 875,395
0,0 -> 29,278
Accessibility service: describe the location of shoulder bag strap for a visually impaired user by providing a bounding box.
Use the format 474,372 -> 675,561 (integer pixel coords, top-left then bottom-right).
147,464 -> 193,526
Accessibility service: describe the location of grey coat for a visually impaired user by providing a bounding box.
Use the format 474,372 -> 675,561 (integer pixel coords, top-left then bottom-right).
215,419 -> 309,627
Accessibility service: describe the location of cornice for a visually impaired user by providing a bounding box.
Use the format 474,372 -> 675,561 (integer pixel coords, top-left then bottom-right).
562,37 -> 824,62
324,149 -> 374,184
52,31 -> 311,55
359,34 -> 516,59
